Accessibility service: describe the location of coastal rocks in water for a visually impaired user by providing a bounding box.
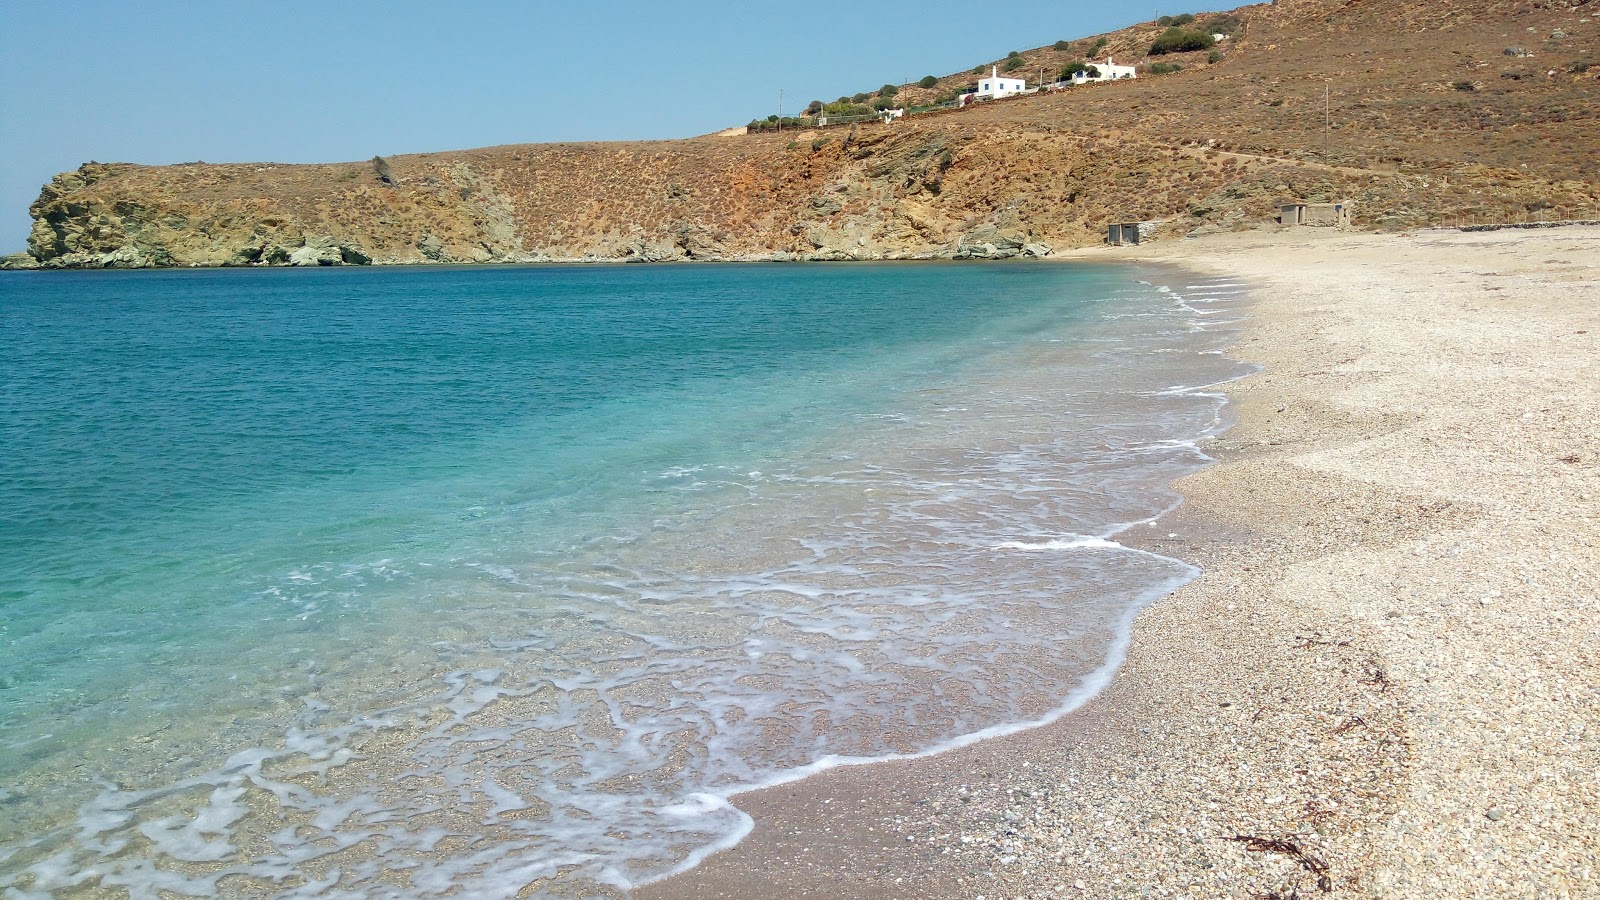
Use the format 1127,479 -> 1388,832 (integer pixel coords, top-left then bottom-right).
623,240 -> 684,263
232,235 -> 371,267
956,225 -> 1030,259
0,252 -> 40,270
673,223 -> 728,260
1022,242 -> 1054,258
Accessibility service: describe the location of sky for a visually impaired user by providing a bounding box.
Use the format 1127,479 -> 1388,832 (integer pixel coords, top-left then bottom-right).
0,0 -> 1179,253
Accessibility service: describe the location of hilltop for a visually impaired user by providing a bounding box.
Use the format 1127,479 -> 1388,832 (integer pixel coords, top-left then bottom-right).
6,0 -> 1598,269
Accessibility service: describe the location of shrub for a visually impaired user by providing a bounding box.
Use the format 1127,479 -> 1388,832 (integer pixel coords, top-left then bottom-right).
873,96 -> 898,110
851,92 -> 869,103
1204,14 -> 1241,34
1003,56 -> 1026,72
1208,49 -> 1223,64
1059,60 -> 1086,79
824,101 -> 876,117
1089,37 -> 1108,55
973,64 -> 986,74
1157,13 -> 1195,26
1150,62 -> 1184,74
879,83 -> 899,97
1007,50 -> 1021,59
918,75 -> 939,88
1053,40 -> 1072,50
1453,80 -> 1476,91
1149,27 -> 1215,55
804,99 -> 823,115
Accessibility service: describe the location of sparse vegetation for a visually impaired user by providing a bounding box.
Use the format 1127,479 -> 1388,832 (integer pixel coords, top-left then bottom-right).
879,84 -> 898,97
1007,50 -> 1022,59
1453,80 -> 1477,91
1088,37 -> 1108,56
746,116 -> 807,132
1150,62 -> 1184,74
1204,13 -> 1242,34
1002,57 -> 1026,72
1208,49 -> 1224,64
804,100 -> 823,115
1150,27 -> 1216,55
918,75 -> 938,88
1053,40 -> 1072,51
1157,13 -> 1196,26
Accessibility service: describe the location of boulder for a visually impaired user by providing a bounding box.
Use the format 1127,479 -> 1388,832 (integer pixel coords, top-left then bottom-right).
674,224 -> 727,260
624,240 -> 684,263
1022,242 -> 1053,258
417,233 -> 449,262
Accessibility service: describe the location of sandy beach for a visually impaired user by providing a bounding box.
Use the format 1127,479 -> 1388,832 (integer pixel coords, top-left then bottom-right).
639,226 -> 1600,899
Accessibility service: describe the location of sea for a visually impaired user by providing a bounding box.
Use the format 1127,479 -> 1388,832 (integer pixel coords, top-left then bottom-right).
0,261 -> 1251,898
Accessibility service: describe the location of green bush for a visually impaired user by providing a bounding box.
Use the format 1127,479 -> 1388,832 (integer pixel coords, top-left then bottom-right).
805,99 -> 823,115
879,83 -> 899,97
918,75 -> 938,88
1156,12 -> 1195,26
1207,49 -> 1223,64
851,92 -> 869,103
1059,60 -> 1087,79
823,101 -> 876,117
1007,50 -> 1021,59
973,64 -> 986,74
1204,14 -> 1242,34
1149,27 -> 1215,55
1002,56 -> 1026,72
1053,40 -> 1072,51
1453,80 -> 1477,91
1150,62 -> 1184,74
1089,37 -> 1108,55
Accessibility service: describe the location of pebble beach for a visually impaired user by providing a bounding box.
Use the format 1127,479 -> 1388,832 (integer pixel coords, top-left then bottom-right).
640,226 -> 1600,899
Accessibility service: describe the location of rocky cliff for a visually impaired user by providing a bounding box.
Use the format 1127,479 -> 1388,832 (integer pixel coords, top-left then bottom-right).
7,0 -> 1597,269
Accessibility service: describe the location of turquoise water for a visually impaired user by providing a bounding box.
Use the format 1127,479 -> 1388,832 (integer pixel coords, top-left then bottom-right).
0,262 -> 1250,897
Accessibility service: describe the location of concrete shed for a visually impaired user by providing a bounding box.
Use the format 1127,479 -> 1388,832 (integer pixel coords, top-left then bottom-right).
1281,202 -> 1352,227
1107,221 -> 1156,245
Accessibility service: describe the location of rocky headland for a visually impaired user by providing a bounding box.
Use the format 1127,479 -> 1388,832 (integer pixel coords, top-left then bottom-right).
4,0 -> 1597,270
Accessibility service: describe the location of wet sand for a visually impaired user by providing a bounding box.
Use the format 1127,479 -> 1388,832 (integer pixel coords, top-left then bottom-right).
638,226 -> 1600,899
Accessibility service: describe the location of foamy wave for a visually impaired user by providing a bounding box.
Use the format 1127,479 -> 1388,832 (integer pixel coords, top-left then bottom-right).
990,537 -> 1124,551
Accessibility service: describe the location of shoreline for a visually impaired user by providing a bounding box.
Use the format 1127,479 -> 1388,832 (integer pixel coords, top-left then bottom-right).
640,226 -> 1600,898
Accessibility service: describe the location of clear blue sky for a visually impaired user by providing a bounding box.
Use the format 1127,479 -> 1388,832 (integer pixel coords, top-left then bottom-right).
0,0 -> 1183,253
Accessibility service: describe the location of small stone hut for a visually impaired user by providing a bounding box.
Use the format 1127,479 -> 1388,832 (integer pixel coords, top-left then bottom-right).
1280,202 -> 1352,227
1107,221 -> 1156,245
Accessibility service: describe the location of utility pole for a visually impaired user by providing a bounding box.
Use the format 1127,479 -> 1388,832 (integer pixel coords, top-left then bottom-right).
778,89 -> 784,134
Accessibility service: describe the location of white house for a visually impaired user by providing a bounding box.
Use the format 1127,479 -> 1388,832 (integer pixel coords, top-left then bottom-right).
974,66 -> 1027,99
1067,57 -> 1138,85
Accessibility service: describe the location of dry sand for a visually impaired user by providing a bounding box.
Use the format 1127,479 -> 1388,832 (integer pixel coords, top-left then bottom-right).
638,226 -> 1600,899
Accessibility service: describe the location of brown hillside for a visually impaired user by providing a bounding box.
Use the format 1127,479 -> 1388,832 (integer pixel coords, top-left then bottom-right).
9,0 -> 1598,269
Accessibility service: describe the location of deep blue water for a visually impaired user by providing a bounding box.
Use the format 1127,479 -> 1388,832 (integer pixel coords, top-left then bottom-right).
0,262 -> 1249,897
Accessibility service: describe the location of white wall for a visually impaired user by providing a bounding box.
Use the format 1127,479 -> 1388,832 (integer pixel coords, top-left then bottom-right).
976,76 -> 1027,98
